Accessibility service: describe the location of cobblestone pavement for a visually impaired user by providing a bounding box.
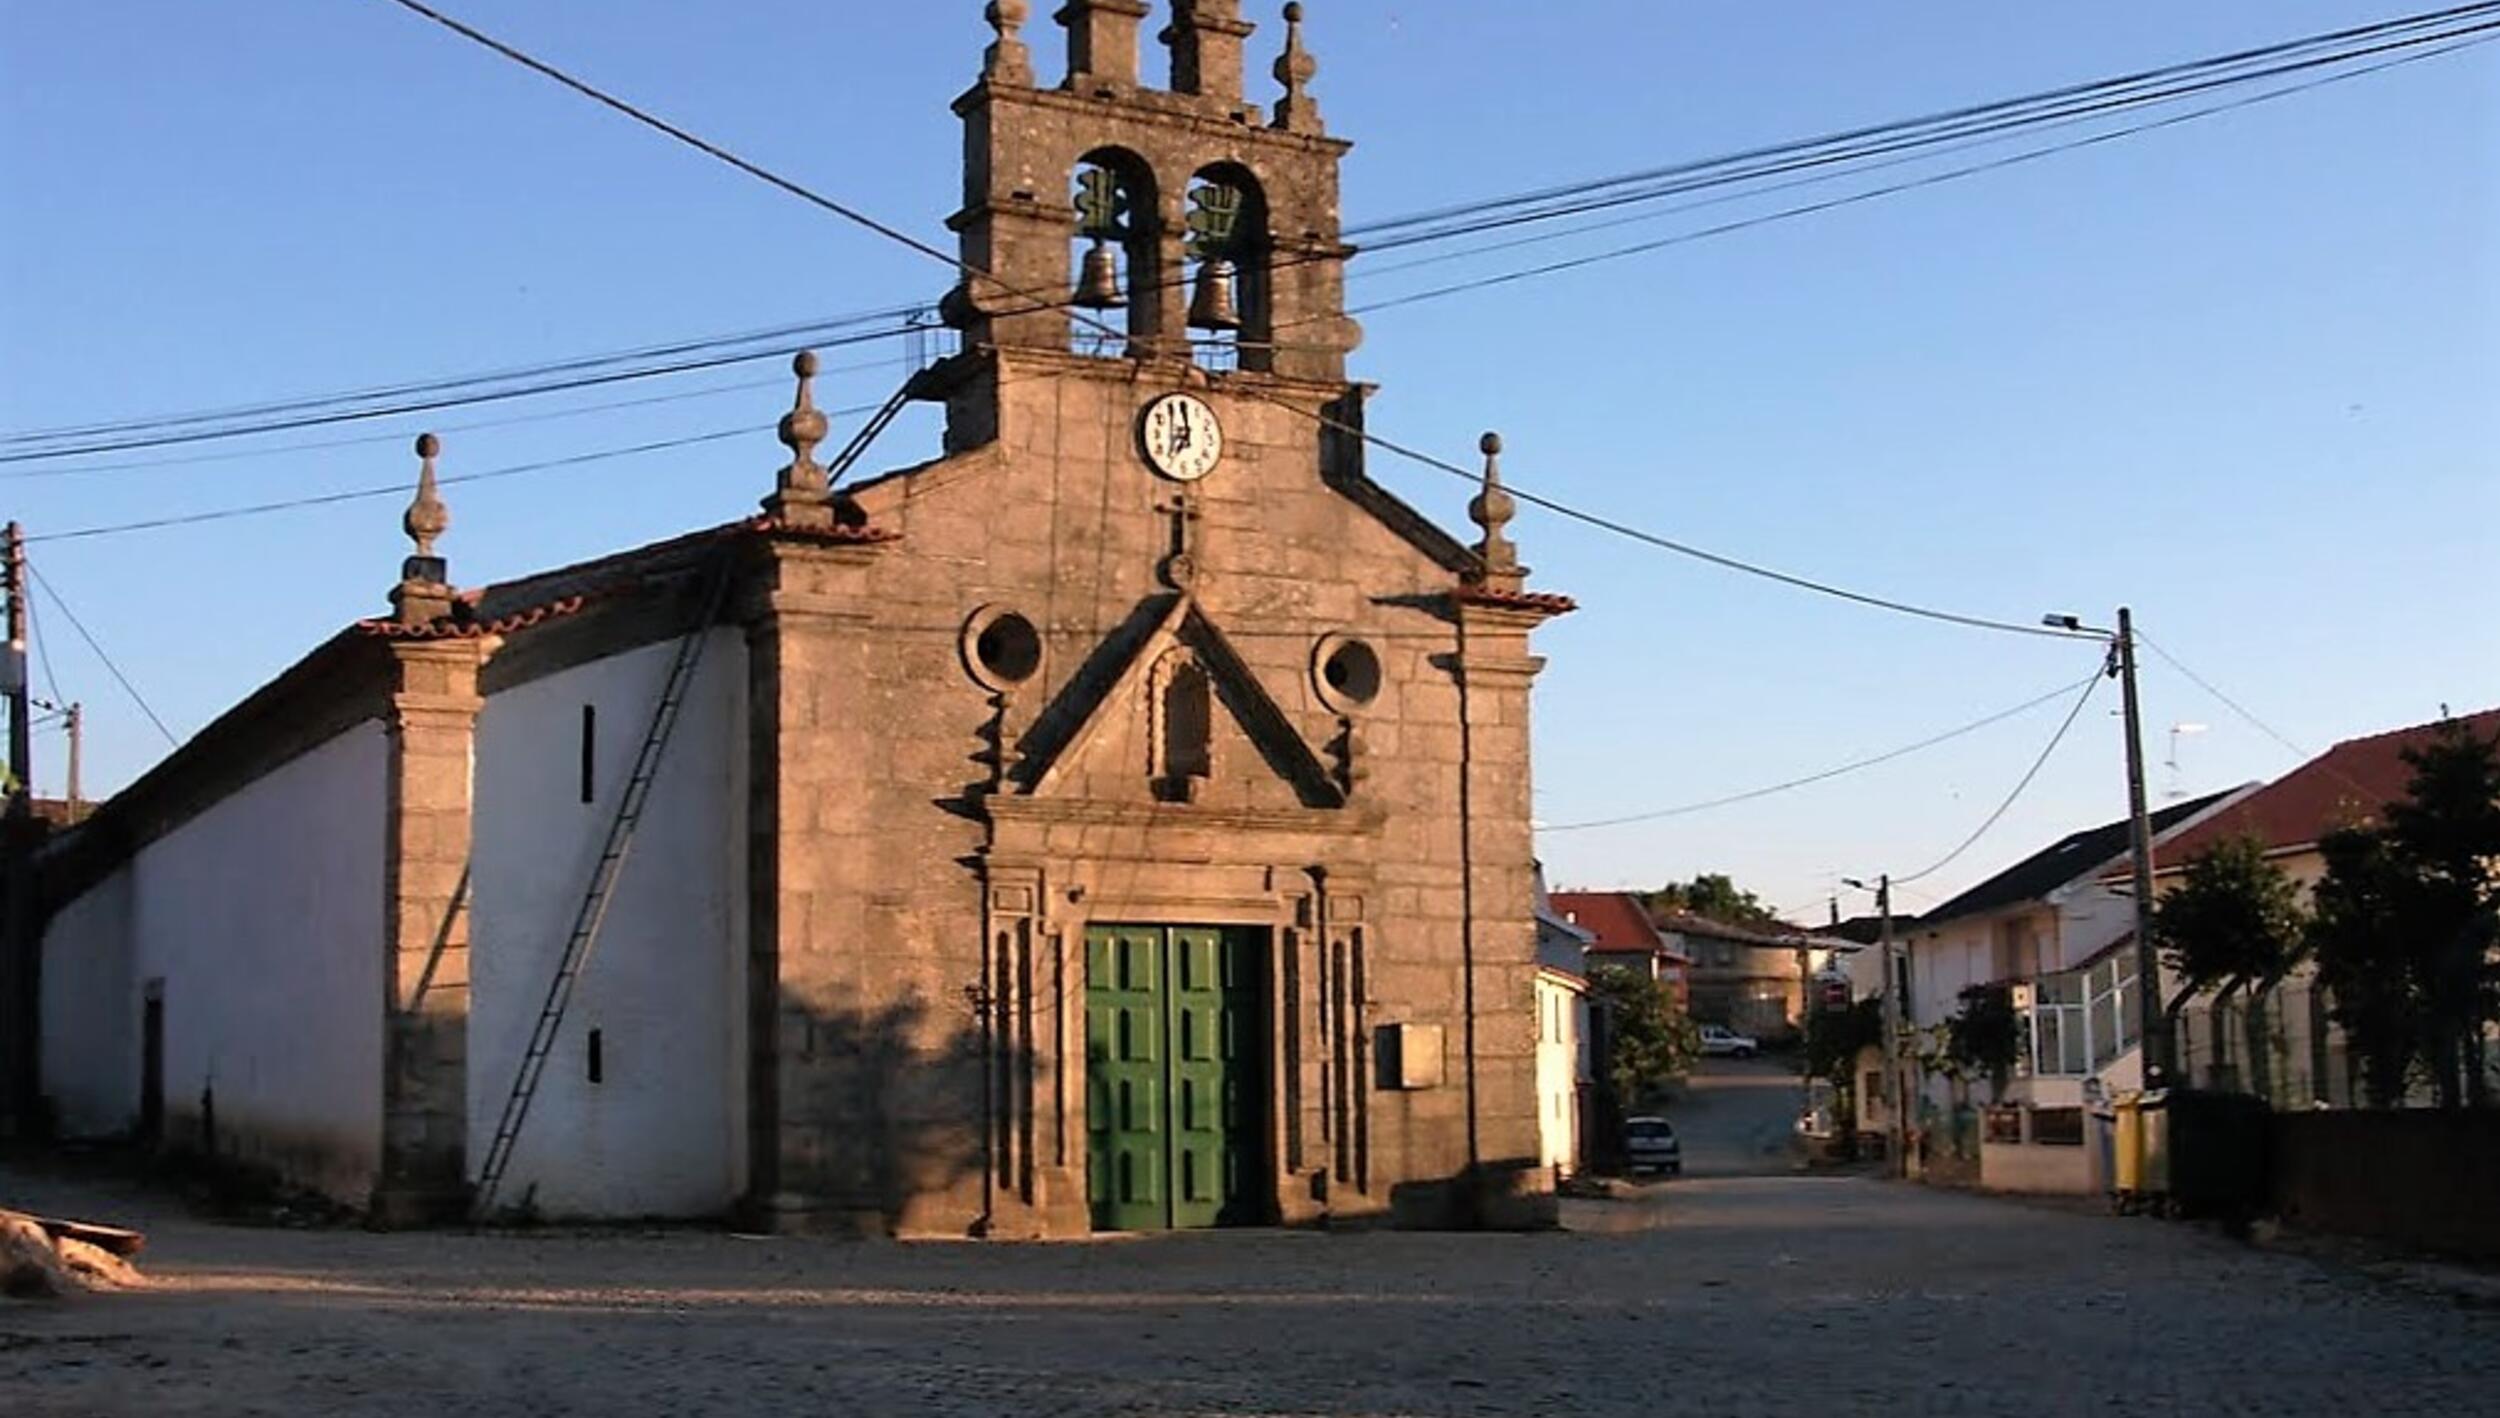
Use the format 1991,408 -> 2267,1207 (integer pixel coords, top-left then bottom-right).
5,1164 -> 2496,1416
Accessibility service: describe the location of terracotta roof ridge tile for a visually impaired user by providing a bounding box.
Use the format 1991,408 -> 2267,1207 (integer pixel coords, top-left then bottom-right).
1454,585 -> 1576,615
2325,705 -> 2500,752
355,591 -> 593,641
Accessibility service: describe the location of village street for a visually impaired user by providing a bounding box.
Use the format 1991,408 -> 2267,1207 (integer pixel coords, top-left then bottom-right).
6,1155 -> 2496,1417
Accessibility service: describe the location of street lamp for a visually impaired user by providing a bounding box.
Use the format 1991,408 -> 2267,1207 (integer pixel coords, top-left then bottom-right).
2044,606 -> 2171,1091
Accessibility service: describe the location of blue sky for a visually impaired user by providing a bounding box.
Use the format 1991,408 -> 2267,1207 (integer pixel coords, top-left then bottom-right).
3,1 -> 2493,920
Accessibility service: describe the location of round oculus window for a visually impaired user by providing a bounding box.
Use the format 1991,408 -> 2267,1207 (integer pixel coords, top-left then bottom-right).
1314,634 -> 1382,713
964,608 -> 1043,690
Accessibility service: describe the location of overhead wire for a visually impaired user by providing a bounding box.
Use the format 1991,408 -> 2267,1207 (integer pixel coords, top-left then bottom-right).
1,351 -> 907,481
25,561 -> 180,748
0,319 -> 919,464
1537,673 -> 2105,833
14,4 -> 2491,464
2131,629 -> 2315,763
1340,29 -> 2500,320
1346,1 -> 2500,240
0,302 -> 927,448
20,412 -> 878,546
1894,665 -> 2110,886
22,575 -> 69,712
361,0 -> 2142,644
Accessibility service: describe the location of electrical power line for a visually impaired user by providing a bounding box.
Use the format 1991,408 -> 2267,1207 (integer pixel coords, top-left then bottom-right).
19,412 -> 876,546
0,320 -> 920,465
359,0 -> 2148,645
1341,30 -> 2499,320
1348,2 -> 2500,241
14,5 -> 2485,465
25,561 -> 179,748
2132,630 -> 2315,763
0,303 -> 927,449
1538,673 -> 2106,833
1895,667 -> 2109,886
0,351 -> 910,481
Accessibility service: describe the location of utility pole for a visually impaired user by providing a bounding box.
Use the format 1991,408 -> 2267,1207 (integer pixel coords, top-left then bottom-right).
2116,607 -> 2170,1089
1875,876 -> 1905,1177
2,522 -> 31,1134
65,703 -> 82,822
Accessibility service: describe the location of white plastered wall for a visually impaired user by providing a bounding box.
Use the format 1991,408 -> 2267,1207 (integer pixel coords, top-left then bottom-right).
39,722 -> 390,1201
470,631 -> 746,1218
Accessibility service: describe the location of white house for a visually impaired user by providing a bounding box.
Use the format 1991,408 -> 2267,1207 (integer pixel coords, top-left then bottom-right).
1891,787 -> 2253,1192
1531,868 -> 1594,1178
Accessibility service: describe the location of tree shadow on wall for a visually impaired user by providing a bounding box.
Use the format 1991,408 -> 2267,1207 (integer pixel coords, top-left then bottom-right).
767,991 -> 1036,1239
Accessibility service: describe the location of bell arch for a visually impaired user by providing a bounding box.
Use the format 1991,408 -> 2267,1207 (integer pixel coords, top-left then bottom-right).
1069,147 -> 1165,358
1183,163 -> 1271,372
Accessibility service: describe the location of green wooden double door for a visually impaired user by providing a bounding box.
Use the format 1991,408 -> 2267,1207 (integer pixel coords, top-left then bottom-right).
1085,925 -> 1266,1231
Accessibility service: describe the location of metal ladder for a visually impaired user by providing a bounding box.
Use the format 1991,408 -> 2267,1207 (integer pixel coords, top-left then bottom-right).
471,563 -> 732,1218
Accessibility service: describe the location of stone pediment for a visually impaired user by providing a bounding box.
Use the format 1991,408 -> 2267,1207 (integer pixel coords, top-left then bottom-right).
1015,595 -> 1345,812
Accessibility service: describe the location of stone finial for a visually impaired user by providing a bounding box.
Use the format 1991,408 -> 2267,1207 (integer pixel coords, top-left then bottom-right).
1272,2 -> 1322,133
764,350 -> 835,528
405,432 -> 449,559
393,432 -> 456,625
984,0 -> 1034,85
1467,431 -> 1525,592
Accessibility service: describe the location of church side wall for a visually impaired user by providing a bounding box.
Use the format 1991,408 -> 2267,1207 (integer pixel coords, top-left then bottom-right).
39,866 -> 136,1136
41,721 -> 389,1200
470,631 -> 746,1218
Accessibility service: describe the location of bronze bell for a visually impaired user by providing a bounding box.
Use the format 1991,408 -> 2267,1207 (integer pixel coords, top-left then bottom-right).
1188,257 -> 1242,332
1072,239 -> 1126,310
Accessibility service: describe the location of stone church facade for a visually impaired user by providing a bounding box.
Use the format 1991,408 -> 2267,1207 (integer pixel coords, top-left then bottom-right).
33,1 -> 1571,1237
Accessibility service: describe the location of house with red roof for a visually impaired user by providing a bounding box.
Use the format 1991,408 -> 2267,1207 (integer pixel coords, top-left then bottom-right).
1547,892 -> 1690,1007
2108,706 -> 2500,1109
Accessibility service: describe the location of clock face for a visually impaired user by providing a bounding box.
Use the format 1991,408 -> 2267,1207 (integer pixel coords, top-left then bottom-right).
1139,393 -> 1224,482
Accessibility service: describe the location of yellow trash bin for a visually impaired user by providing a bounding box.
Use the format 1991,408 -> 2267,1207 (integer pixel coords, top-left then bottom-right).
2111,1091 -> 2145,1207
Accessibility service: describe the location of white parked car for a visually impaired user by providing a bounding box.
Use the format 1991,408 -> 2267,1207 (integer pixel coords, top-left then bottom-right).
1699,1024 -> 1760,1059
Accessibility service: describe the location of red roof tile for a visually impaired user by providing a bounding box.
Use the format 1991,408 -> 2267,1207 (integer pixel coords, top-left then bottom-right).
1456,586 -> 1577,616
354,593 -> 591,641
1547,892 -> 1667,955
2142,707 -> 2500,869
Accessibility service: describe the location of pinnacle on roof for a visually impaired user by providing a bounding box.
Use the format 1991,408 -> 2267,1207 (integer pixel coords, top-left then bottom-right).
391,432 -> 455,627
983,0 -> 1034,85
1272,3 -> 1322,133
763,350 -> 835,530
1466,431 -> 1525,594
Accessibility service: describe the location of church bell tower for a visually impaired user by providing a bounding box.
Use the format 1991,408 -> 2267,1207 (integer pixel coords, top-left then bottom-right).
929,1 -> 1362,448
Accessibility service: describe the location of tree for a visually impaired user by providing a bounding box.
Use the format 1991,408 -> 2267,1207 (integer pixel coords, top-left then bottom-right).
2307,719 -> 2500,1109
2382,719 -> 2500,1108
2154,835 -> 2308,1100
2310,825 -> 2419,1107
1638,873 -> 1779,930
1587,966 -> 1701,1111
1943,983 -> 2022,1104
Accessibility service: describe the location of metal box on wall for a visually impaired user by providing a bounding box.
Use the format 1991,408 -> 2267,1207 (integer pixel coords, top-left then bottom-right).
1375,1022 -> 1445,1090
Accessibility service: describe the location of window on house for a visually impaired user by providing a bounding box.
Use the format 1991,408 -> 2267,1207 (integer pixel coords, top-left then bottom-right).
2033,974 -> 2087,1076
2031,1107 -> 2084,1146
2084,953 -> 2140,1069
579,704 -> 597,804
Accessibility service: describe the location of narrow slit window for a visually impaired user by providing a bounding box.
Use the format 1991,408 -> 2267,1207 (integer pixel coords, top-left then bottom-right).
579,704 -> 597,804
587,1028 -> 604,1084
